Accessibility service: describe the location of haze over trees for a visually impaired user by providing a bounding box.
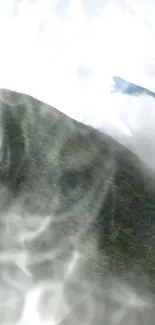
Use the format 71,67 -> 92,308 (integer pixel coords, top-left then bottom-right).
0,88 -> 155,323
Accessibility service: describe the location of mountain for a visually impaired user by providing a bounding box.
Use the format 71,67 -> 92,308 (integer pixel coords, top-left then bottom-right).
112,76 -> 155,97
0,88 -> 155,305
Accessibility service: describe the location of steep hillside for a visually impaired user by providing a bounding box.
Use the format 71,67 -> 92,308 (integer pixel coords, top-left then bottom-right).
0,88 -> 155,294
112,76 -> 155,98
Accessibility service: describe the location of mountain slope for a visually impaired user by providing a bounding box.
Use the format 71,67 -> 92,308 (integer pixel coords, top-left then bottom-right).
0,88 -> 155,295
112,76 -> 155,98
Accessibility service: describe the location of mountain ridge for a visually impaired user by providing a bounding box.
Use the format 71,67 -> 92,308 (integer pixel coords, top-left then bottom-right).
0,88 -> 155,295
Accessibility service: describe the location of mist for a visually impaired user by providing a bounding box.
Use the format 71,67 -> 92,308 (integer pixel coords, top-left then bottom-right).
0,1 -> 155,324
1,0 -> 155,165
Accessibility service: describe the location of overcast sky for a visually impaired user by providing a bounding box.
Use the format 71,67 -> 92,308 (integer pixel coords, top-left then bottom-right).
1,3 -> 155,323
0,0 -> 155,146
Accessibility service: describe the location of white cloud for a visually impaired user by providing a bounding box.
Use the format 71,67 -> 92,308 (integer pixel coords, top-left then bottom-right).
0,0 -> 155,147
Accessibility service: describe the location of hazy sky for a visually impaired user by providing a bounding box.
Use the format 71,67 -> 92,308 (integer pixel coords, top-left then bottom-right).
0,0 -> 155,141
0,3 -> 155,324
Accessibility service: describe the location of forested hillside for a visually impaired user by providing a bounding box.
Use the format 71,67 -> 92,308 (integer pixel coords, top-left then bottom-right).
0,88 -> 155,295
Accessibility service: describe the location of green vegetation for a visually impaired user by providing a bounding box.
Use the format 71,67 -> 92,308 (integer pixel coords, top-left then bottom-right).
97,145 -> 155,291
